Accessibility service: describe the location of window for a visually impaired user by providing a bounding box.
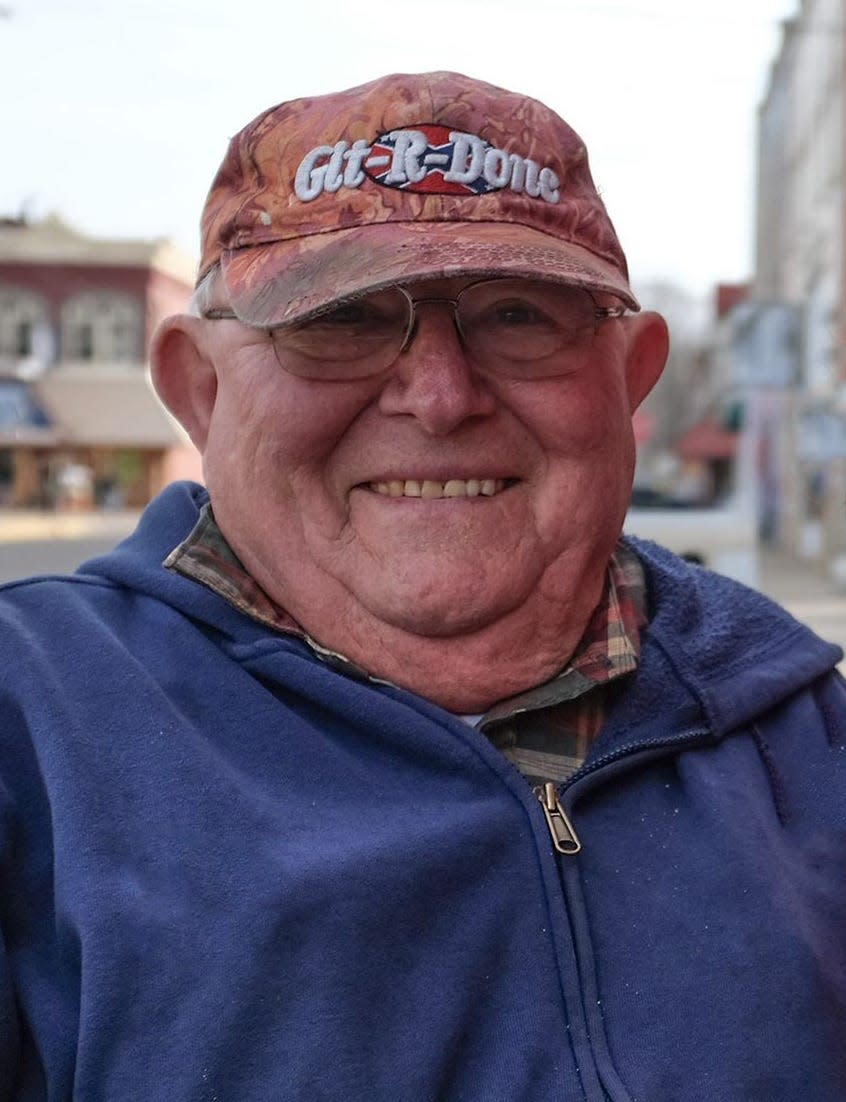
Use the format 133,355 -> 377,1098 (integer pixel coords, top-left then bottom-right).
61,291 -> 141,363
66,323 -> 95,360
0,287 -> 51,364
16,321 -> 32,357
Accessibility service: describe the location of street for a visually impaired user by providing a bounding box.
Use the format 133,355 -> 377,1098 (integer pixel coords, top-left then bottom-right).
0,512 -> 138,584
0,535 -> 130,581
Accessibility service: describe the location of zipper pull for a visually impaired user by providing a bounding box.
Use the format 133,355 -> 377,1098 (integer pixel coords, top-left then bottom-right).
535,781 -> 581,855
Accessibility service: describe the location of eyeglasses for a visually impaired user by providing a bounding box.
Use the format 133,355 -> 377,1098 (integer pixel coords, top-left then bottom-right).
203,278 -> 628,382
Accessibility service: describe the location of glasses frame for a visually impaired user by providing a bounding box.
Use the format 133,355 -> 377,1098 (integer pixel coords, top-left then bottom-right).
201,278 -> 630,379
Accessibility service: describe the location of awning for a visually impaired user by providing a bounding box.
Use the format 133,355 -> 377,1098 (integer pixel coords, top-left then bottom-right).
32,368 -> 188,449
675,417 -> 738,461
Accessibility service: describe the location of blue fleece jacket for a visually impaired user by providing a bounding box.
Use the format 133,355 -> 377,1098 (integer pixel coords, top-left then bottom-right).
0,481 -> 844,1101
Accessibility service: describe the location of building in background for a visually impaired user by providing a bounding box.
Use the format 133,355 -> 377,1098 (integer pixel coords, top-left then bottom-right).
631,280 -> 712,500
638,0 -> 846,585
624,282 -> 760,587
0,213 -> 201,508
748,0 -> 846,577
631,280 -> 750,513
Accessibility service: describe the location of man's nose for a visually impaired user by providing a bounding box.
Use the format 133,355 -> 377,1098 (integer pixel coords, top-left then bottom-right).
377,306 -> 497,435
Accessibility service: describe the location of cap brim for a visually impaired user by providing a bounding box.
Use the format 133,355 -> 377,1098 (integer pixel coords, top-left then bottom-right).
219,220 -> 639,328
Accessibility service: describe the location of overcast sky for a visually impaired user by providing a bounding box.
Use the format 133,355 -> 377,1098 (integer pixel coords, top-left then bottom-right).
1,0 -> 799,299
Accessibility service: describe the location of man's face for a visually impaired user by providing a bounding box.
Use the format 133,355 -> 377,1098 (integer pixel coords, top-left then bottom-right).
178,277 -> 665,644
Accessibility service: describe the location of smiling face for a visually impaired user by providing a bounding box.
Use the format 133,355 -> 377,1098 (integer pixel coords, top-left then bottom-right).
152,276 -> 667,708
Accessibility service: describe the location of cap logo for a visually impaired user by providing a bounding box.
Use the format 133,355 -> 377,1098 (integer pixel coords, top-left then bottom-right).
294,125 -> 560,205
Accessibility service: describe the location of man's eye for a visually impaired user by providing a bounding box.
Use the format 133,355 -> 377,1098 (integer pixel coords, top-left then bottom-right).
484,301 -> 553,329
496,303 -> 541,326
297,303 -> 402,340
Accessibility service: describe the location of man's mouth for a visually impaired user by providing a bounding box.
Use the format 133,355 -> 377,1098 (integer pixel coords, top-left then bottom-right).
367,478 -> 512,499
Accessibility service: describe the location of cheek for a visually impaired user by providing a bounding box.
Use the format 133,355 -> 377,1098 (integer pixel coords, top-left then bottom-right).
206,375 -> 354,470
528,375 -> 636,535
533,370 -> 635,465
202,389 -> 275,501
202,372 -> 383,527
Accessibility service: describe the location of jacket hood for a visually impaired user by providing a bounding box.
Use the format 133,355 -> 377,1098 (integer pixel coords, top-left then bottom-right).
620,535 -> 842,739
75,481 -> 272,644
78,482 -> 842,740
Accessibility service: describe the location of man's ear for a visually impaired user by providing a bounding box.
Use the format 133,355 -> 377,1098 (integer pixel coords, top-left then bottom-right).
622,310 -> 670,411
150,315 -> 218,453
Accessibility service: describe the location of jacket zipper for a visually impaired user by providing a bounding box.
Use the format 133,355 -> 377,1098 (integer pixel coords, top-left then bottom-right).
534,727 -> 716,856
530,729 -> 715,1102
534,781 -> 581,854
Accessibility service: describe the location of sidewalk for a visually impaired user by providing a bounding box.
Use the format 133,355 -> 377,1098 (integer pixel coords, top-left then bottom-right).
757,545 -> 846,602
756,546 -> 846,664
0,508 -> 140,545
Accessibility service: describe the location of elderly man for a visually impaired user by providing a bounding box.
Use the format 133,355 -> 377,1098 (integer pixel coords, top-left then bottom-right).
1,72 -> 844,1101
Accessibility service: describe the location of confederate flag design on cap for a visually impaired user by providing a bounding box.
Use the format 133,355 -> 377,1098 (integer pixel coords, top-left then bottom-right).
364,125 -> 498,196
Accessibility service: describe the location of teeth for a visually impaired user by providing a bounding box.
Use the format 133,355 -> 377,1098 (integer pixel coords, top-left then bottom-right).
369,478 -> 506,499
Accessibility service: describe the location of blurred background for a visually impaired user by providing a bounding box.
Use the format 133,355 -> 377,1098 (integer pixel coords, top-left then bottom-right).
1,0 -> 845,655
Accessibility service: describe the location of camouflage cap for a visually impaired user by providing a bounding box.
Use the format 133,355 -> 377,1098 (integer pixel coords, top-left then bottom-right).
199,71 -> 639,327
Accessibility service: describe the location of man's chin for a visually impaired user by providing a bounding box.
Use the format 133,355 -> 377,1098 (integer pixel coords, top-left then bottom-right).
355,579 -> 529,640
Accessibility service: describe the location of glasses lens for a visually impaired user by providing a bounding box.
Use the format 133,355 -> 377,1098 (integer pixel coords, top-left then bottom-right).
457,280 -> 598,376
270,288 -> 409,380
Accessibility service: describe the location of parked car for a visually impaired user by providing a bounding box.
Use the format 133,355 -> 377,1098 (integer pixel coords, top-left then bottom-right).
625,495 -> 759,587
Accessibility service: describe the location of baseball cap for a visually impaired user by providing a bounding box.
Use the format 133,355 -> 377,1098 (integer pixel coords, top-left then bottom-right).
199,71 -> 639,328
